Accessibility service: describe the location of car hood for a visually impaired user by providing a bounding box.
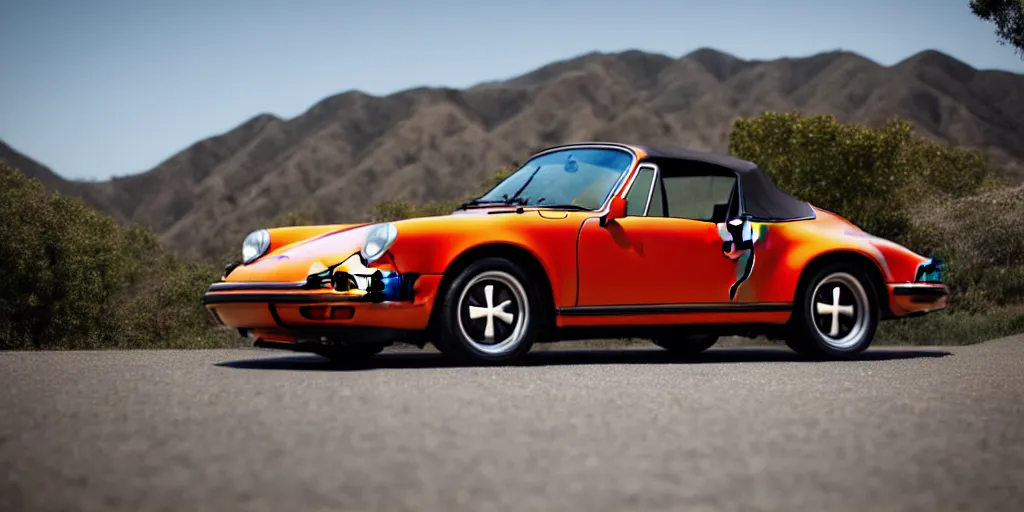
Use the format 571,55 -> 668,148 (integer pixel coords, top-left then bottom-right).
225,207 -> 587,283
227,224 -> 374,283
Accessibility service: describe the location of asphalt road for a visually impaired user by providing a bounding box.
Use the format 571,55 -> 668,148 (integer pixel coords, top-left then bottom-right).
2,337 -> 1024,512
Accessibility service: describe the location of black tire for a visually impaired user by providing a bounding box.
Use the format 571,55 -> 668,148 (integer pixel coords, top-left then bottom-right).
314,343 -> 385,363
783,335 -> 814,356
435,257 -> 543,364
787,262 -> 880,359
651,334 -> 719,356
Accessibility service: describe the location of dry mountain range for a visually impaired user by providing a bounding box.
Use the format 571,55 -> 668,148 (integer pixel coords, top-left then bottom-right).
4,48 -> 1023,261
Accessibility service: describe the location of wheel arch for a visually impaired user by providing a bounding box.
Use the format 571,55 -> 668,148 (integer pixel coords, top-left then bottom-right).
427,243 -> 557,339
794,250 -> 891,318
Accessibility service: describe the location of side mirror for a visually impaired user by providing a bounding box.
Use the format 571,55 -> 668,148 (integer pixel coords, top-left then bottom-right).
600,196 -> 627,227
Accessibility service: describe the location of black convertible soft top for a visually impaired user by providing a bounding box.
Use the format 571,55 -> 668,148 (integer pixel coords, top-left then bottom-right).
634,145 -> 816,222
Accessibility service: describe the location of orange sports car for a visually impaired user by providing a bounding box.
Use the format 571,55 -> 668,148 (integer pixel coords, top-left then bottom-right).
203,142 -> 948,363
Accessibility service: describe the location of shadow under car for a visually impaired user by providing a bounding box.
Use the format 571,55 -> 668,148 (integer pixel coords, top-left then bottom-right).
214,346 -> 952,372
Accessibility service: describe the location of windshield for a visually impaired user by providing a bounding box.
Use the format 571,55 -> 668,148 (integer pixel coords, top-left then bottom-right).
471,147 -> 635,209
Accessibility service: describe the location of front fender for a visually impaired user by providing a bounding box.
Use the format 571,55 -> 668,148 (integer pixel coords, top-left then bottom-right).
384,212 -> 587,307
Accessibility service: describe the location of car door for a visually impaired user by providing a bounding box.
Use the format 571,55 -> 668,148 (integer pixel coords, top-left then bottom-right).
575,163 -> 742,307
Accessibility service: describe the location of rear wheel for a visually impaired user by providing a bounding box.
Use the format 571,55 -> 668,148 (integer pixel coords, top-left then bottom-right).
787,263 -> 879,359
651,334 -> 719,356
435,257 -> 543,364
783,335 -> 814,356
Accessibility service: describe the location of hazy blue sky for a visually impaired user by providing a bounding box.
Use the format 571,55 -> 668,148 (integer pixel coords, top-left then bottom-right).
1,0 -> 1021,180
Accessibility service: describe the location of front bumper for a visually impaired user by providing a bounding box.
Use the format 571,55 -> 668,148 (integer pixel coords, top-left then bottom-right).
203,272 -> 443,335
886,283 -> 949,318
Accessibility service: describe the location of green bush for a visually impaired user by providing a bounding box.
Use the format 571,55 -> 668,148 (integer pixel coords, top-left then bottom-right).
877,306 -> 1024,346
729,112 -> 988,242
369,166 -> 518,222
273,208 -> 317,227
913,185 -> 1024,313
370,199 -> 462,222
0,161 -> 235,350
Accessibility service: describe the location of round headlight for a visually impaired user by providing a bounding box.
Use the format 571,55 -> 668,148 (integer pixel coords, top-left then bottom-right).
242,229 -> 270,264
360,223 -> 398,263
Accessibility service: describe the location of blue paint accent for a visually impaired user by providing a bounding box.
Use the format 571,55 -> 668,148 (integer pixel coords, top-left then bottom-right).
379,271 -> 403,301
915,259 -> 943,283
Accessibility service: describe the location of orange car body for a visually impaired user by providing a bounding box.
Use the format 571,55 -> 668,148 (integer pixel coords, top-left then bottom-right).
203,143 -> 948,350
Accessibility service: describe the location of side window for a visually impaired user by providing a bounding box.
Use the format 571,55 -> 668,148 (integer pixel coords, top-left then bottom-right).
625,167 -> 655,216
649,178 -> 664,217
661,174 -> 737,222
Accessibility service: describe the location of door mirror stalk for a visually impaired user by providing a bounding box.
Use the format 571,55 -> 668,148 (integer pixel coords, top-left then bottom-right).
601,196 -> 627,227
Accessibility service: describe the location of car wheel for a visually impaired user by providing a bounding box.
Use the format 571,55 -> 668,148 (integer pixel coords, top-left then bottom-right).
783,335 -> 814,356
314,343 -> 385,363
788,263 -> 879,359
437,257 -> 542,364
651,334 -> 718,356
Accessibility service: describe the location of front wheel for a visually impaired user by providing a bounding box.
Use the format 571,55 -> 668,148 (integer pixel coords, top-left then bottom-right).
651,334 -> 719,356
787,263 -> 879,359
435,257 -> 543,364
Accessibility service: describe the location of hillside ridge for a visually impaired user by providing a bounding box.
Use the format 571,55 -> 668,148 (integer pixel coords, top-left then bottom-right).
4,47 -> 1022,260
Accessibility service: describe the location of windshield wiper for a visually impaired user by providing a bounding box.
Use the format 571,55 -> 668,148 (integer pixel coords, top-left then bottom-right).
458,198 -> 591,211
508,166 -> 541,204
456,195 -> 526,210
456,166 -> 548,210
532,203 -> 592,211
531,197 -> 592,211
457,199 -> 505,210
